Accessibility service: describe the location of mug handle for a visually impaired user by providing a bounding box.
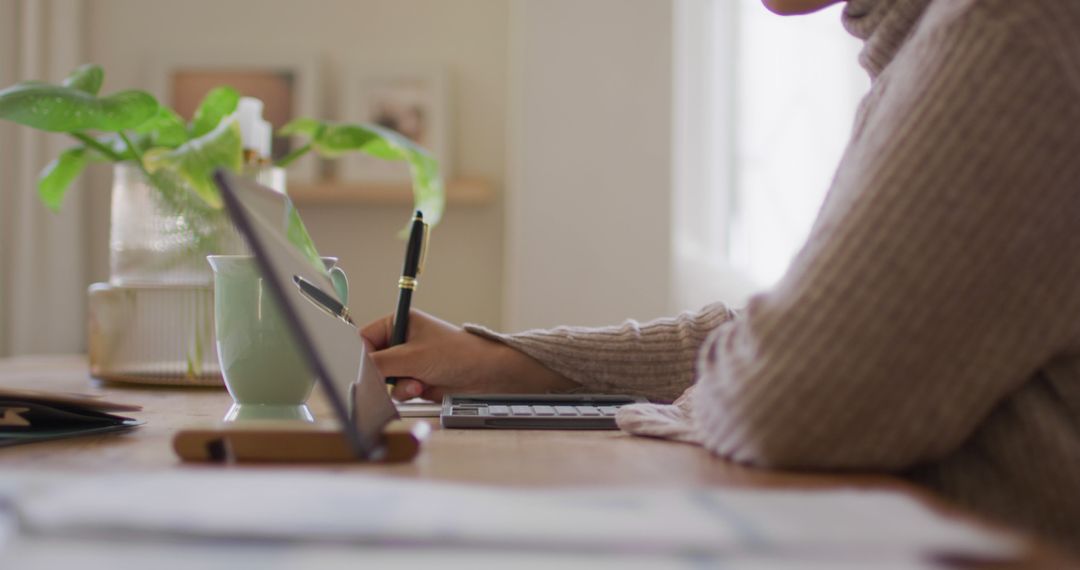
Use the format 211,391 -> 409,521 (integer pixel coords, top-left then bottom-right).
328,266 -> 349,305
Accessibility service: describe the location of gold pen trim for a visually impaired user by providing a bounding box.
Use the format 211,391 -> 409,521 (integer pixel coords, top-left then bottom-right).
398,276 -> 418,290
340,307 -> 355,325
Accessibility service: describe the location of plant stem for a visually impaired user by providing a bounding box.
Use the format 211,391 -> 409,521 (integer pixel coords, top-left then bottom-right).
70,132 -> 123,161
274,142 -> 311,168
118,131 -> 150,176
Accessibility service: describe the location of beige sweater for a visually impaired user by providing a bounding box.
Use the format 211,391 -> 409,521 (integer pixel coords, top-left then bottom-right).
467,0 -> 1080,552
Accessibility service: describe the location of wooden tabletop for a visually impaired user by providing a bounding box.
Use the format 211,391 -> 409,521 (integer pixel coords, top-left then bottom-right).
0,354 -> 1070,566
0,355 -> 894,487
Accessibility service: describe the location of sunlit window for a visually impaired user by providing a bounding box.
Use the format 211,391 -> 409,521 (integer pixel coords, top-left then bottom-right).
727,1 -> 868,286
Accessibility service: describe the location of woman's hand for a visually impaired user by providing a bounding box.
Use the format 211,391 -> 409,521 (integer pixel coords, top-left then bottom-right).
360,309 -> 577,401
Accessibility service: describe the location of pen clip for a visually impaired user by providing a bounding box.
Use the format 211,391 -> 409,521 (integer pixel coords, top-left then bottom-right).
417,222 -> 431,277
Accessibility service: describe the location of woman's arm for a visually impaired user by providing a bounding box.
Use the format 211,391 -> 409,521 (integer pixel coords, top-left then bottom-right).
361,310 -> 577,401
361,303 -> 735,402
692,10 -> 1080,470
465,302 -> 736,402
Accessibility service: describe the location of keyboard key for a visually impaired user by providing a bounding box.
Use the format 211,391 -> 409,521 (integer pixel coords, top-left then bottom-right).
511,405 -> 534,416
532,405 -> 556,416
576,406 -> 601,416
554,406 -> 579,416
488,405 -> 510,416
598,406 -> 619,416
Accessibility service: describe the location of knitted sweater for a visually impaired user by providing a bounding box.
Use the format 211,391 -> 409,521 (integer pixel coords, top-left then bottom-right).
467,0 -> 1080,552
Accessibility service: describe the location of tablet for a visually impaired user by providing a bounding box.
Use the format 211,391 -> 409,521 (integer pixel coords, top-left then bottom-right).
441,394 -> 647,430
214,170 -> 398,460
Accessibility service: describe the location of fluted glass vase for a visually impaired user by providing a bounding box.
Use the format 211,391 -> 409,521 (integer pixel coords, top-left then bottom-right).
109,163 -> 245,286
89,163 -> 284,385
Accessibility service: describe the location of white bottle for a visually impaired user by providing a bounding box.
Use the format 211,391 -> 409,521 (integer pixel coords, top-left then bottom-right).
234,96 -> 285,192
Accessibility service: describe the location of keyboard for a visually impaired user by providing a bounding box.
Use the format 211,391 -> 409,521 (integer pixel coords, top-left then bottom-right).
440,394 -> 647,430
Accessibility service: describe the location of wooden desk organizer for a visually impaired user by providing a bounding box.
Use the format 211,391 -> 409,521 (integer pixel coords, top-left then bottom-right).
173,419 -> 430,464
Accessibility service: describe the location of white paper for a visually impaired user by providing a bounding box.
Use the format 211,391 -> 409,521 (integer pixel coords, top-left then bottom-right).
0,470 -> 1018,561
0,537 -> 946,570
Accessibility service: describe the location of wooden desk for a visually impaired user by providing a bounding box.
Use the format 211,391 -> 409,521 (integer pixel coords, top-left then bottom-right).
0,355 -> 1070,566
0,355 -> 894,488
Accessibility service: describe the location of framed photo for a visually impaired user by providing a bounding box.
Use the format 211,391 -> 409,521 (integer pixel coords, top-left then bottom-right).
149,53 -> 320,184
340,65 -> 450,184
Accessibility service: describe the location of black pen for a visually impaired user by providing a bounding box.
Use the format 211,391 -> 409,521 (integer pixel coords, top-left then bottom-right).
293,275 -> 354,326
387,211 -> 427,386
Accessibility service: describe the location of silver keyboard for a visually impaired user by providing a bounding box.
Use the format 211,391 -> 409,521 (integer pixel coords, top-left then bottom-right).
473,404 -> 621,417
441,394 -> 646,430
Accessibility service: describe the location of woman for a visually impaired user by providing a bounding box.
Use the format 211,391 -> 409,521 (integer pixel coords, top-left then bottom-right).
363,0 -> 1080,553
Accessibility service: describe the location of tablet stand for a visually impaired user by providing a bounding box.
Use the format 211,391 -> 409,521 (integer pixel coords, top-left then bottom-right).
172,419 -> 430,464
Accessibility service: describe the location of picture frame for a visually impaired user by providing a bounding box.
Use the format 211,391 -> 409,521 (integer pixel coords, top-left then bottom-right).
148,53 -> 320,184
339,65 -> 450,184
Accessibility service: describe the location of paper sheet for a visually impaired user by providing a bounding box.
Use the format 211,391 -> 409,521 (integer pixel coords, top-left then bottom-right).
1,537 -> 947,570
0,470 -> 1018,561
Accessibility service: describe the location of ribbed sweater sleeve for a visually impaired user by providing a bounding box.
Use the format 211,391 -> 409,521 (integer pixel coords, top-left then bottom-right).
464,303 -> 736,402
692,6 -> 1080,470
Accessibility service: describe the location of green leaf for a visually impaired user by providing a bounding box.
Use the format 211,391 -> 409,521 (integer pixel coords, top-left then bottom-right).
0,83 -> 157,132
406,149 -> 445,225
37,146 -> 88,211
309,124 -> 378,158
325,123 -> 443,224
286,205 -> 324,271
134,106 -> 187,148
334,123 -> 412,160
144,119 -> 243,208
279,117 -> 323,138
314,124 -> 395,159
61,64 -> 104,95
295,122 -> 406,160
278,118 -> 445,225
189,86 -> 240,138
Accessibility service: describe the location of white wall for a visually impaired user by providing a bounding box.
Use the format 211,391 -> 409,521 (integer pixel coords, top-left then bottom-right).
0,0 -> 15,355
84,0 -> 508,330
505,0 -> 675,331
0,0 -> 89,356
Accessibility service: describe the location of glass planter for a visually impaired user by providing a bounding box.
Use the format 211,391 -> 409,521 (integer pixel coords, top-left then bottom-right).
89,163 -> 285,385
109,163 -> 246,285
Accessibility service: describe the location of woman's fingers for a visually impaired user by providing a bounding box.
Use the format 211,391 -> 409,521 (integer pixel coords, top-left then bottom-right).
369,344 -> 418,380
391,378 -> 427,401
362,315 -> 430,401
420,386 -> 447,402
361,309 -> 431,349
359,314 -> 395,350
360,308 -> 538,400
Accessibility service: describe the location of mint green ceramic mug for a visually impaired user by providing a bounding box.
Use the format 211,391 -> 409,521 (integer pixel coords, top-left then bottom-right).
207,255 -> 349,422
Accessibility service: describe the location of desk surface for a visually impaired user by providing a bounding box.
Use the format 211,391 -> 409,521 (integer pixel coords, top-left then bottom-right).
0,354 -> 1069,566
0,355 -> 896,488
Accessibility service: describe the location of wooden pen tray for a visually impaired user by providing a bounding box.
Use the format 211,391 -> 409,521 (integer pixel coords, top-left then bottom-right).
173,419 -> 430,463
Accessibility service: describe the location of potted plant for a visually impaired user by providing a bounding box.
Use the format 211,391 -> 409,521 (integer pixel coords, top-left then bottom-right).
0,63 -> 444,383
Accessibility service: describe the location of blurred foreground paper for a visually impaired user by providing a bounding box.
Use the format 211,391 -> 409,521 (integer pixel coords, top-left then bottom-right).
1,539 -> 956,570
0,471 -> 1018,560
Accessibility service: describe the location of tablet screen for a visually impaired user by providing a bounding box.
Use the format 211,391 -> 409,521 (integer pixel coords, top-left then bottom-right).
214,170 -> 398,459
